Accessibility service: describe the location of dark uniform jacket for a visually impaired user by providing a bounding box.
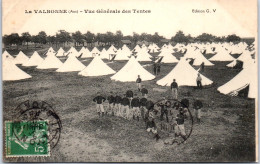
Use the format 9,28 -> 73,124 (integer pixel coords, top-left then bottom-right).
126,90 -> 134,98
114,96 -> 122,104
107,95 -> 115,104
121,97 -> 130,106
146,100 -> 154,110
93,96 -> 106,104
176,113 -> 185,125
140,98 -> 147,106
146,119 -> 156,129
141,88 -> 148,94
131,98 -> 140,107
171,82 -> 178,89
136,78 -> 142,83
193,100 -> 203,110
181,98 -> 189,108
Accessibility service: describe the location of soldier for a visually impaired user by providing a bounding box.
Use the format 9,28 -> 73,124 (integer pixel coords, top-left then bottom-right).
136,75 -> 142,92
158,97 -> 170,122
93,92 -> 106,117
141,85 -> 148,98
146,110 -> 160,141
121,94 -> 130,119
131,94 -> 141,121
107,92 -> 115,116
114,93 -> 122,117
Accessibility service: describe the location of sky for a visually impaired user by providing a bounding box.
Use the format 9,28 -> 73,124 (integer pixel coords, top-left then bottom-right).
2,0 -> 257,39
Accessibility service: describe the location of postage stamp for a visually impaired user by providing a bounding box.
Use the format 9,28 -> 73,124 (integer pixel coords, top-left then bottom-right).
5,120 -> 50,157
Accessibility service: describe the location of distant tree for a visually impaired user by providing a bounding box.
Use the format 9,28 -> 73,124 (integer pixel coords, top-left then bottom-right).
151,32 -> 163,43
56,30 -> 71,47
2,35 -> 10,47
171,31 -> 189,43
21,32 -> 31,49
215,36 -> 226,42
115,30 -> 123,46
195,33 -> 216,43
8,33 -> 21,49
84,31 -> 95,45
31,35 -> 40,48
132,32 -> 139,44
104,32 -> 114,45
37,31 -> 47,44
72,31 -> 84,47
226,34 -> 241,43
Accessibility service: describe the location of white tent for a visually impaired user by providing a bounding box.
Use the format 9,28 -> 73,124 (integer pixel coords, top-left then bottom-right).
45,47 -> 56,56
157,58 -> 213,86
79,56 -> 115,76
23,51 -> 44,66
111,56 -> 155,82
56,47 -> 65,57
14,51 -> 29,64
91,47 -> 101,57
226,50 -> 255,68
107,45 -> 117,54
135,49 -> 152,62
209,46 -> 235,61
3,59 -> 31,81
218,63 -> 257,98
148,43 -> 160,53
2,50 -> 14,63
184,49 -> 214,66
66,47 -> 80,57
80,47 -> 92,58
132,45 -> 141,52
114,48 -> 131,61
100,48 -> 110,59
156,51 -> 179,63
56,55 -> 85,72
37,54 -> 63,69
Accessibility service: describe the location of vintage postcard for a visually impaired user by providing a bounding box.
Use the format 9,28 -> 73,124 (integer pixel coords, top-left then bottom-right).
2,0 -> 258,162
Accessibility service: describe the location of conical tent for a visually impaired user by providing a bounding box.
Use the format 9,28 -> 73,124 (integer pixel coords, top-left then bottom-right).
37,54 -> 63,69
132,45 -> 141,52
14,51 -> 29,64
218,63 -> 257,98
111,56 -> 155,82
227,50 -> 254,68
156,51 -> 179,63
66,47 -> 80,57
23,51 -> 44,66
91,47 -> 101,57
114,48 -> 131,61
157,58 -> 213,86
135,49 -> 152,62
209,47 -> 235,61
56,47 -> 65,57
79,56 -> 115,76
184,49 -> 214,66
2,50 -> 14,63
56,55 -> 85,72
3,59 -> 31,81
100,48 -> 110,59
107,45 -> 117,54
80,47 -> 92,58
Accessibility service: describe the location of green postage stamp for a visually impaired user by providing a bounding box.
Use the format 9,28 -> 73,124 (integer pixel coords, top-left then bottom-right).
5,120 -> 50,157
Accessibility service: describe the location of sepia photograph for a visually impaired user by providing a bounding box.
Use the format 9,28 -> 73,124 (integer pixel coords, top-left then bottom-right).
2,0 -> 258,162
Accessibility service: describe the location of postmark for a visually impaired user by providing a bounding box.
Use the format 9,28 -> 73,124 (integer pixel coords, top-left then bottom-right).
5,100 -> 62,157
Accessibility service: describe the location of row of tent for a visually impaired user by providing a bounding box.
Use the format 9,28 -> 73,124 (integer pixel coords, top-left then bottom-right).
2,46 -> 256,99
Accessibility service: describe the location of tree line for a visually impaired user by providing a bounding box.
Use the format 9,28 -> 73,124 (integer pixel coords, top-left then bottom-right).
2,30 -> 242,49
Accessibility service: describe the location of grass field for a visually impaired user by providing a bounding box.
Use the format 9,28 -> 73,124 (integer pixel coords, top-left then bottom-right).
3,48 -> 256,162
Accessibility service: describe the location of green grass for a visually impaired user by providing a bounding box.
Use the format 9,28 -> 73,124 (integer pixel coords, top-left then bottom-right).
3,49 -> 255,162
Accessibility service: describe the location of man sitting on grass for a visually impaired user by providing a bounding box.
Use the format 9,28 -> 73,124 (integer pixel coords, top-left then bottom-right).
93,92 -> 106,117
146,110 -> 160,141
